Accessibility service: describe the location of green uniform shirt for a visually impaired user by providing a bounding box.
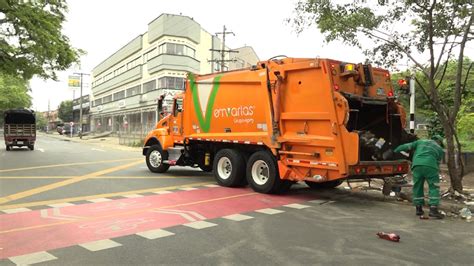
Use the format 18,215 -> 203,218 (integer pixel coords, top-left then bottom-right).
394,139 -> 444,171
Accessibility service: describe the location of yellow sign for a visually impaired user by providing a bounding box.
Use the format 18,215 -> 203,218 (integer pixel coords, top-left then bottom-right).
68,76 -> 80,88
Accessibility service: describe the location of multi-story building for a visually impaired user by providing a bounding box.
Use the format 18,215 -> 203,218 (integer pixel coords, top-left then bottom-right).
90,13 -> 259,134
72,95 -> 90,132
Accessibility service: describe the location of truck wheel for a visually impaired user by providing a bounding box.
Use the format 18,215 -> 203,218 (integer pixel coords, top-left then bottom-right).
246,151 -> 287,194
6,145 -> 11,151
146,145 -> 170,173
305,180 -> 343,189
29,145 -> 34,151
213,149 -> 246,187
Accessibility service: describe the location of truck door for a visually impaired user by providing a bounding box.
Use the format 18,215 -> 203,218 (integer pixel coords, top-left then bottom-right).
172,96 -> 184,137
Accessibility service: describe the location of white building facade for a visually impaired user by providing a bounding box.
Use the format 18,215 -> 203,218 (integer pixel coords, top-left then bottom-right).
90,14 -> 259,134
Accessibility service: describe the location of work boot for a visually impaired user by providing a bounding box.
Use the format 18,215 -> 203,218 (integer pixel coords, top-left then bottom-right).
416,205 -> 424,216
429,206 -> 444,219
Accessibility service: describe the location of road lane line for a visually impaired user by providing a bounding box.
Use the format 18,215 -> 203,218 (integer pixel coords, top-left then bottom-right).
183,221 -> 218,229
136,229 -> 175,239
79,239 -> 122,251
8,251 -> 57,265
0,158 -> 139,173
223,214 -> 254,221
2,207 -> 31,214
0,190 -> 256,234
0,182 -> 212,211
255,208 -> 285,215
91,148 -> 106,152
0,160 -> 143,205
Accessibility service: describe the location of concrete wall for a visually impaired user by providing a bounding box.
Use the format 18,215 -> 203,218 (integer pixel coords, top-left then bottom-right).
148,54 -> 200,74
148,14 -> 200,44
93,36 -> 142,77
93,66 -> 142,95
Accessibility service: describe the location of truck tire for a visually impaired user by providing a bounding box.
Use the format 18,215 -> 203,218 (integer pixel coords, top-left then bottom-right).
6,145 -> 11,151
246,151 -> 288,194
29,145 -> 34,151
213,149 -> 246,187
146,145 -> 170,173
305,180 -> 343,189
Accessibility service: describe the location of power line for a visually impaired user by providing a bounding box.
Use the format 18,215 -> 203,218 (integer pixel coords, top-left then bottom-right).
208,25 -> 239,72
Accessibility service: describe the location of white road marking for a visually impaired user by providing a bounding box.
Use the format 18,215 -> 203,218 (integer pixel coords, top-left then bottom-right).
40,208 -> 81,221
47,202 -> 75,208
79,239 -> 122,251
136,229 -> 175,239
152,190 -> 172,194
87,198 -> 112,203
309,199 -> 328,204
91,148 -> 106,152
284,203 -> 311,209
223,214 -> 254,221
37,148 -> 45,152
2,207 -> 31,214
122,194 -> 144,198
183,221 -> 217,229
9,251 -> 57,265
204,184 -> 219,188
255,208 -> 285,215
178,187 -> 198,191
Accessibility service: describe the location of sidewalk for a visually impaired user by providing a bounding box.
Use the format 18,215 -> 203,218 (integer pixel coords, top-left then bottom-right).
38,132 -> 141,152
335,172 -> 474,221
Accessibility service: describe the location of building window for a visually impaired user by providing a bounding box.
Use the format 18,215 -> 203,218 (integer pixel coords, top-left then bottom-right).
103,95 -> 112,104
113,90 -> 125,101
159,43 -> 195,58
143,80 -> 156,93
126,85 -> 141,97
144,48 -> 157,61
93,98 -> 102,107
158,77 -> 185,90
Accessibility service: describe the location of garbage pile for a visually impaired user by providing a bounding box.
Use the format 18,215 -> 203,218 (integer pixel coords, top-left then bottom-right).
358,131 -> 395,161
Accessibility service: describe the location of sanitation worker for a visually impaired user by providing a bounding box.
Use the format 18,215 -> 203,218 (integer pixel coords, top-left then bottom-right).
394,135 -> 445,219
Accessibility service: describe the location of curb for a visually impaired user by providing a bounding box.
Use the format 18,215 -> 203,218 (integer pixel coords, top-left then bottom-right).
38,132 -> 141,152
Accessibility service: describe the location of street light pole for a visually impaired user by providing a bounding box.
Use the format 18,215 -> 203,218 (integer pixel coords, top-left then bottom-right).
74,72 -> 90,134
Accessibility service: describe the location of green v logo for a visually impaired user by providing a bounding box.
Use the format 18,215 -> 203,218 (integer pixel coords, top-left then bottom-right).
189,73 -> 222,133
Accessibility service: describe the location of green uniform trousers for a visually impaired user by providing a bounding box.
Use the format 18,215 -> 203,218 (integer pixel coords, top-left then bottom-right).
412,165 -> 440,206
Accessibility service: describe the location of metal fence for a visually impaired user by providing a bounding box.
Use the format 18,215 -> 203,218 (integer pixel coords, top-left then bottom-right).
117,111 -> 157,147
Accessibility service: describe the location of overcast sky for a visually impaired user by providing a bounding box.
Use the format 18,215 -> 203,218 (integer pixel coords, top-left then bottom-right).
29,0 -> 474,111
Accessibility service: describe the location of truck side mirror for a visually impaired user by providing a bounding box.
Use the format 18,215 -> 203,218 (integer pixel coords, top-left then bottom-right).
157,95 -> 164,120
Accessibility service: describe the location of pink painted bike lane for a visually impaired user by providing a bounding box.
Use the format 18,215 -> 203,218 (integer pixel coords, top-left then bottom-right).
0,187 -> 315,258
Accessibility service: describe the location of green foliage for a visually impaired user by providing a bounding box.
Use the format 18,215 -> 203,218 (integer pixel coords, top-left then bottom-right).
0,0 -> 83,80
35,112 -> 47,130
0,72 -> 31,111
426,113 -> 445,139
57,100 -> 73,122
289,1 -> 472,68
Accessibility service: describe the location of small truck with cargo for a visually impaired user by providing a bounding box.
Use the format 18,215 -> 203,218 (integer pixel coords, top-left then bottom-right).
143,57 -> 413,193
4,109 -> 36,151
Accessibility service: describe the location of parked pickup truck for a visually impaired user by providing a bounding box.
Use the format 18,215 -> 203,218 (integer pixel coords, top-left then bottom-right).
4,109 -> 36,151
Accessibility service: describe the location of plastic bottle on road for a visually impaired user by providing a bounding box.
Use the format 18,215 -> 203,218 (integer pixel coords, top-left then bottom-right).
376,232 -> 400,242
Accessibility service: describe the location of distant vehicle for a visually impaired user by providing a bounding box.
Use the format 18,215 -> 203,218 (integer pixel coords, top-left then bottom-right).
4,109 -> 36,151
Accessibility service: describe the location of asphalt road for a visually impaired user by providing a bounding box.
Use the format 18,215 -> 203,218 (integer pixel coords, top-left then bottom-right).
0,135 -> 472,265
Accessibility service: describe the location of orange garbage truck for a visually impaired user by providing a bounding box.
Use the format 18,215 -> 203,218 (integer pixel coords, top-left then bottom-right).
143,57 -> 413,193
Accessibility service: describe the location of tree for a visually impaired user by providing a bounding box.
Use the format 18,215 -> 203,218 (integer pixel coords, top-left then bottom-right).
57,100 -> 73,122
0,72 -> 31,110
0,0 -> 83,80
290,0 -> 473,193
35,112 -> 47,130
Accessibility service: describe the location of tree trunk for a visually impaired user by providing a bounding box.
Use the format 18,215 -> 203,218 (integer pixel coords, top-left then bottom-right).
441,121 -> 463,192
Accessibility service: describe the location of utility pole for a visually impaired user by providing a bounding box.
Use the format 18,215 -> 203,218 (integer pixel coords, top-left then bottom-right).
73,72 -> 90,134
209,25 -> 239,72
409,76 -> 415,133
